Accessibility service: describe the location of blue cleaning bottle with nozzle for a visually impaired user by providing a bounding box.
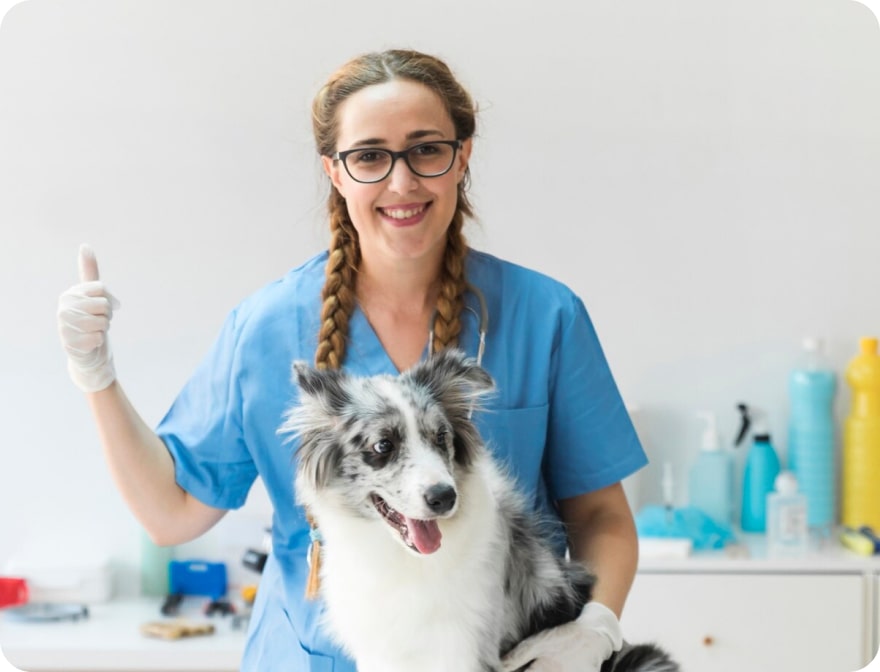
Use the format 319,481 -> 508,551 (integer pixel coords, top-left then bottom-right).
736,403 -> 781,533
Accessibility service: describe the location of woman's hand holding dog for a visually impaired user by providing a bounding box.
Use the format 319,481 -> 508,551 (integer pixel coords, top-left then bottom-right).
57,244 -> 120,392
500,602 -> 623,672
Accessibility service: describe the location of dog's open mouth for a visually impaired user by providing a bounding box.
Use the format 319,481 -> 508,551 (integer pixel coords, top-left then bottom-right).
370,494 -> 442,555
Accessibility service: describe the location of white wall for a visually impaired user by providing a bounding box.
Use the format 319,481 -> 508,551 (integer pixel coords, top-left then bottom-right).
1,0 -> 879,595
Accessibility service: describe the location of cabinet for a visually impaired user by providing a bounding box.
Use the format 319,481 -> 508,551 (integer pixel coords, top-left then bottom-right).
621,538 -> 880,672
621,572 -> 866,672
873,573 -> 879,663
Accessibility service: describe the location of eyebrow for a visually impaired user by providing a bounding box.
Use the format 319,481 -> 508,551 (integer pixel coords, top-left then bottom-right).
349,129 -> 446,147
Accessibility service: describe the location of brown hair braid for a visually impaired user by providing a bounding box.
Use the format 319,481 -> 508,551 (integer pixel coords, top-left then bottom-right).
311,49 -> 477,369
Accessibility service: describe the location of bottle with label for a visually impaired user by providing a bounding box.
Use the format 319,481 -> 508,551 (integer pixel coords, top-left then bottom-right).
736,403 -> 781,533
767,471 -> 808,557
842,337 -> 880,530
787,337 -> 836,532
687,412 -> 733,527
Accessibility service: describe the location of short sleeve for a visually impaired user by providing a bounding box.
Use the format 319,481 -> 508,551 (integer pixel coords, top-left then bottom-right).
156,308 -> 258,509
544,295 -> 647,501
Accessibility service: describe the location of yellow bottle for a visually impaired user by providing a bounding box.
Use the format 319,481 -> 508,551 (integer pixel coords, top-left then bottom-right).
842,337 -> 880,530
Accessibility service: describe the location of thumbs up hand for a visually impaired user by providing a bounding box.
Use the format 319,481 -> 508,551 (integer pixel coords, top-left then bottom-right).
57,244 -> 121,392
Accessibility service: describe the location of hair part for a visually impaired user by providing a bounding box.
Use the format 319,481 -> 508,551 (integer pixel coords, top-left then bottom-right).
311,49 -> 477,370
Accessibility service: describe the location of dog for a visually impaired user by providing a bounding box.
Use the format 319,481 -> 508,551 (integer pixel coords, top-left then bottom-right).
281,349 -> 679,672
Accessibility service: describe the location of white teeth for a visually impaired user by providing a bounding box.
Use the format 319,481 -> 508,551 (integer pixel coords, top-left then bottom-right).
382,206 -> 425,220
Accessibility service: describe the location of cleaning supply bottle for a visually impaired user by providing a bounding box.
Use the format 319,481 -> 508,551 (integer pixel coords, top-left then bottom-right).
787,337 -> 836,532
766,470 -> 808,557
687,412 -> 733,527
842,337 -> 880,530
736,403 -> 781,533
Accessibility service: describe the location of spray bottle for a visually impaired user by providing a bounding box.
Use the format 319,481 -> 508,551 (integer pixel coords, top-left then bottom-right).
687,412 -> 733,527
735,403 -> 781,533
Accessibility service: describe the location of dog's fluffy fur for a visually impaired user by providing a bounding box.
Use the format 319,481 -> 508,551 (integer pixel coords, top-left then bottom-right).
281,349 -> 678,672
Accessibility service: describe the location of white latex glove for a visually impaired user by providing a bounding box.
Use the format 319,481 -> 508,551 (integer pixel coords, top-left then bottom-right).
57,244 -> 120,392
500,602 -> 623,672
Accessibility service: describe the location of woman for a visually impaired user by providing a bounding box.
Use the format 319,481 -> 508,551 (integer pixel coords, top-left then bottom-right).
57,49 -> 647,671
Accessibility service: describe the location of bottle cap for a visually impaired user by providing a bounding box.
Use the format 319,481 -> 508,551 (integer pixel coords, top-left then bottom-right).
697,412 -> 721,451
860,337 -> 878,355
774,471 -> 799,495
803,337 -> 822,353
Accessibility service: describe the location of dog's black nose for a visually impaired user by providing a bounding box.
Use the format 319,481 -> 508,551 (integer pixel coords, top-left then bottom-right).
424,484 -> 457,514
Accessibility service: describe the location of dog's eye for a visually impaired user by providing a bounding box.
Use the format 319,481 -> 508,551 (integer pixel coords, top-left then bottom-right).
435,430 -> 448,447
373,439 -> 394,455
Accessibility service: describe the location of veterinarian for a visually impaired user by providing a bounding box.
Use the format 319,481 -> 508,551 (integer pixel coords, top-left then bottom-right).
57,49 -> 648,672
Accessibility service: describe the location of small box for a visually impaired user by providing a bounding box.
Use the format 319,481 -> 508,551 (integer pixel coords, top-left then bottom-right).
0,577 -> 29,608
169,560 -> 227,600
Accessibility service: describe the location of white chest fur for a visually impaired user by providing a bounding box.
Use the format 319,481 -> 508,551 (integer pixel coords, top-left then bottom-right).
313,457 -> 509,672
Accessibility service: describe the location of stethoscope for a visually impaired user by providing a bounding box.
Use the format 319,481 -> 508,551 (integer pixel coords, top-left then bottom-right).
427,281 -> 489,368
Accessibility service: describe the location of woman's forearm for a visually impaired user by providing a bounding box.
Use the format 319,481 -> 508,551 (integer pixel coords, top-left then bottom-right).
558,482 -> 639,618
87,381 -> 226,545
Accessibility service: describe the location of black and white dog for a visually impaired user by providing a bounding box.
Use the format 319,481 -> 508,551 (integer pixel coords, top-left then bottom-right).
281,349 -> 678,672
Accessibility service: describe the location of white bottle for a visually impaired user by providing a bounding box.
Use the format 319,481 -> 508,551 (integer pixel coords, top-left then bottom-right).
766,471 -> 809,557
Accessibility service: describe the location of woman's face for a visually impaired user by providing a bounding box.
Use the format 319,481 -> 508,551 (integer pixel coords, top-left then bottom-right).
323,79 -> 472,268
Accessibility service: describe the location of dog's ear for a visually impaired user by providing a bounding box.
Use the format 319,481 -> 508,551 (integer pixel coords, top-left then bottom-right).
407,348 -> 495,417
279,361 -> 349,491
291,361 -> 349,413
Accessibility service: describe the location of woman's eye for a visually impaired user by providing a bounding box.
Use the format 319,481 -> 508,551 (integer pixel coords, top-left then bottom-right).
373,439 -> 394,455
353,150 -> 383,164
413,143 -> 441,156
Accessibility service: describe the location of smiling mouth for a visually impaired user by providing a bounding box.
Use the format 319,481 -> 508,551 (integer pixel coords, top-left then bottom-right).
370,493 -> 442,554
377,203 -> 431,221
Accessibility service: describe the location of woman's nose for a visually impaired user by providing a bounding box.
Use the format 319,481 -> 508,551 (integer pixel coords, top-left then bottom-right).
386,157 -> 418,194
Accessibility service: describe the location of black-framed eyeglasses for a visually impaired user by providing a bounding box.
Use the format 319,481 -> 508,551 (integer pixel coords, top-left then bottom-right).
332,140 -> 462,184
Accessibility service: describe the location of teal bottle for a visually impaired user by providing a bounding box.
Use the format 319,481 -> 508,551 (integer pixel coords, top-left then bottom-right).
736,404 -> 781,533
788,337 -> 836,531
140,529 -> 173,597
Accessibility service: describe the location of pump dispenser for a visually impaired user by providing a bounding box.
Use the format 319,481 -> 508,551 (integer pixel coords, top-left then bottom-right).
687,412 -> 733,527
736,403 -> 781,533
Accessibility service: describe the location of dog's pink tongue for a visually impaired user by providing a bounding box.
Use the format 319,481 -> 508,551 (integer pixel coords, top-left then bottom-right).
407,517 -> 442,554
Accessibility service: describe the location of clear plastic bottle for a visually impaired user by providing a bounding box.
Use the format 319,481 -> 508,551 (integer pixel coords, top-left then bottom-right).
688,412 -> 733,527
787,337 -> 836,532
842,337 -> 880,530
767,471 -> 808,557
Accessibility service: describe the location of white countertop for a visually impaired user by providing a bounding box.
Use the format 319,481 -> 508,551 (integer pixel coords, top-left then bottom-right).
0,598 -> 245,672
638,530 -> 880,574
2,534 -> 878,672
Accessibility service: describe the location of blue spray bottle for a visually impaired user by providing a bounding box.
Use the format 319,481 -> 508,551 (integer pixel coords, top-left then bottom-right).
736,403 -> 781,533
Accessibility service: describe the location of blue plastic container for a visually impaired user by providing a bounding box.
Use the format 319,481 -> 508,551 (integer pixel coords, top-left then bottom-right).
169,560 -> 228,600
688,412 -> 733,527
741,432 -> 781,533
788,337 -> 837,530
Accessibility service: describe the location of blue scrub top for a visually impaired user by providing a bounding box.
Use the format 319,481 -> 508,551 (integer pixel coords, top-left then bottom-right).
156,249 -> 647,671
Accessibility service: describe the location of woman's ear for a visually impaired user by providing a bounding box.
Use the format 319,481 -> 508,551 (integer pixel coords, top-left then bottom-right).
456,138 -> 473,184
322,155 -> 346,198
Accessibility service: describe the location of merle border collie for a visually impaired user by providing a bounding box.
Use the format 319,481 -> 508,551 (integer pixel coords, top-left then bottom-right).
281,349 -> 678,672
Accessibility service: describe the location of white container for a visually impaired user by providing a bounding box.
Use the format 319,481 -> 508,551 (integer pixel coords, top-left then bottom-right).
766,471 -> 809,558
5,556 -> 114,604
